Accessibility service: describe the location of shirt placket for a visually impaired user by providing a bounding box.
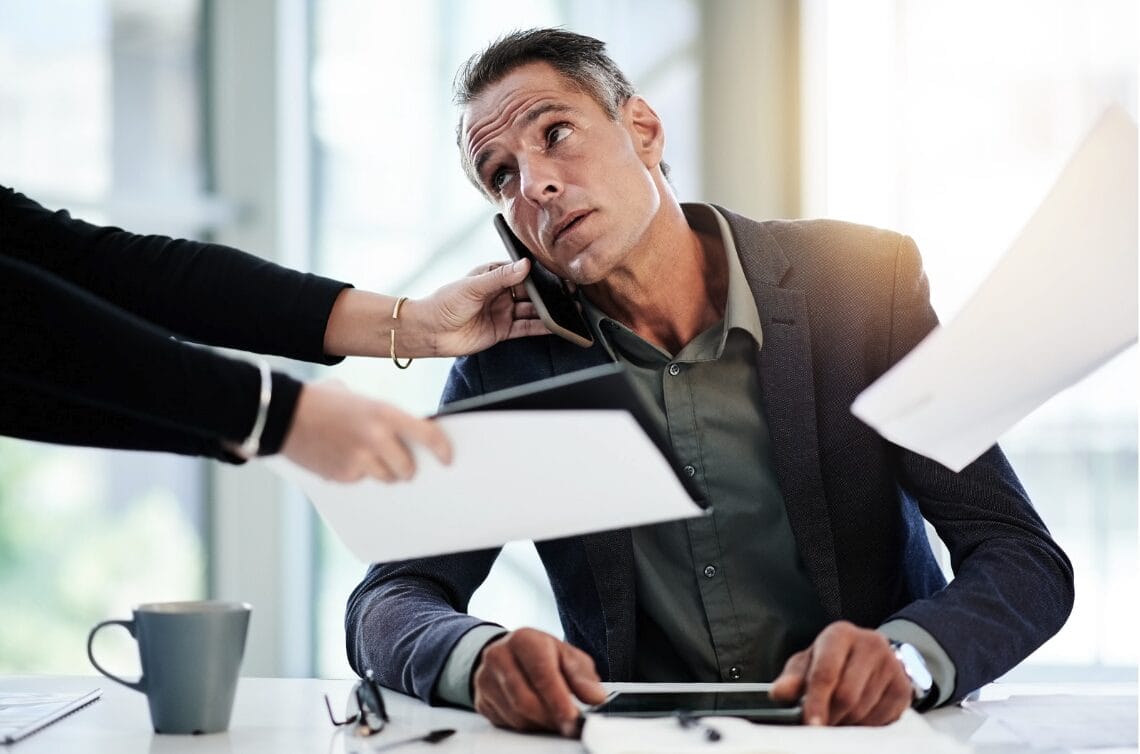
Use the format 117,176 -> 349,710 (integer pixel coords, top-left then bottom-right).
662,357 -> 748,681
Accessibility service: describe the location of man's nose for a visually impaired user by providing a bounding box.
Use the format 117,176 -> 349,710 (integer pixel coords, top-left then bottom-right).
519,157 -> 562,205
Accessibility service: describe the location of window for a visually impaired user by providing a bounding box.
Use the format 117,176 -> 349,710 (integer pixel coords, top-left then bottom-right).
801,0 -> 1138,678
0,0 -> 207,672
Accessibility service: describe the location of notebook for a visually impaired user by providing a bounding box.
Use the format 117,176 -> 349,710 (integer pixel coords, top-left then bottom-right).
0,688 -> 102,743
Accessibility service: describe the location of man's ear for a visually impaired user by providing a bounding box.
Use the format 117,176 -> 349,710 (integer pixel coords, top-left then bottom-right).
623,96 -> 665,169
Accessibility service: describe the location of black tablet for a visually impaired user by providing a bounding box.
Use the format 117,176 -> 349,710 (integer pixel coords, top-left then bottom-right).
589,690 -> 802,724
437,363 -> 706,504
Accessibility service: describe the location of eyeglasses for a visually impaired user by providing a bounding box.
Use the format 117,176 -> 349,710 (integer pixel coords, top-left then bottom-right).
325,669 -> 389,737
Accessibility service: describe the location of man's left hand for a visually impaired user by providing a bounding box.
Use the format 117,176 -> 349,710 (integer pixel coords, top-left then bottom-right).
769,621 -> 914,726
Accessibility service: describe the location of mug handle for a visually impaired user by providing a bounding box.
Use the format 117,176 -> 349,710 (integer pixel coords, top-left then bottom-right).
86,619 -> 146,692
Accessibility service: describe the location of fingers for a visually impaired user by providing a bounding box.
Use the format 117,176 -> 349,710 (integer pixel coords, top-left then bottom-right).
519,644 -> 585,735
504,301 -> 552,340
837,656 -> 909,726
480,649 -> 557,731
463,258 -> 530,300
799,623 -> 855,725
281,382 -> 454,483
473,629 -> 597,737
383,406 -> 453,466
508,318 -> 552,340
560,643 -> 607,706
770,648 -> 810,703
789,622 -> 914,727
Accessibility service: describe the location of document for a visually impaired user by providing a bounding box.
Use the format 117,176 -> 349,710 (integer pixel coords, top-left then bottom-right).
852,105 -> 1138,471
582,708 -> 970,754
266,411 -> 703,563
0,689 -> 101,744
963,694 -> 1137,750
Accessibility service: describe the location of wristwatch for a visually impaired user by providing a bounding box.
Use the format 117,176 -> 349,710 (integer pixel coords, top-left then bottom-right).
888,640 -> 937,711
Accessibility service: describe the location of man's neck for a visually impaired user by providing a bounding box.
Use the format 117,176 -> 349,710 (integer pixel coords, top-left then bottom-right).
583,202 -> 728,355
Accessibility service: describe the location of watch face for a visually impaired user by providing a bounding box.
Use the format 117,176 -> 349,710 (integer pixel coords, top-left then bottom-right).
891,641 -> 934,699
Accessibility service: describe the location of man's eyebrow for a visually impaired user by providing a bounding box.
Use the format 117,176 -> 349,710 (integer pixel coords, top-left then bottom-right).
520,102 -> 577,127
472,103 -> 580,181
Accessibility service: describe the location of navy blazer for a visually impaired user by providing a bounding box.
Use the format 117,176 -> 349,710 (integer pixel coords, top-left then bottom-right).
345,208 -> 1073,704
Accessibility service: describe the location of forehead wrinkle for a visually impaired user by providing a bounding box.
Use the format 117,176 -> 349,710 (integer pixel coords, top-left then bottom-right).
465,91 -> 578,179
466,94 -> 536,176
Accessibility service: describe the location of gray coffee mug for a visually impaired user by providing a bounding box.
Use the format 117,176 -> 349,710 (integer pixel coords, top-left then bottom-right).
87,600 -> 251,734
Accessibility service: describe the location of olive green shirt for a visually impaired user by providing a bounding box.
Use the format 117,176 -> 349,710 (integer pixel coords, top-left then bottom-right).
584,203 -> 828,682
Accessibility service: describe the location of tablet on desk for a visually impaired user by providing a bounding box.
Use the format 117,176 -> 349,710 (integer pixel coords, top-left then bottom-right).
437,363 -> 706,505
589,689 -> 802,725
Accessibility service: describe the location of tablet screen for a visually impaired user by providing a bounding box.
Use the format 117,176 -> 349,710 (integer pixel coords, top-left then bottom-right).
591,691 -> 801,724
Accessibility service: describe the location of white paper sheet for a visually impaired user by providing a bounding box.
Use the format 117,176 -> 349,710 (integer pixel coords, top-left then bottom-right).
265,411 -> 703,563
851,105 -> 1138,471
582,709 -> 971,754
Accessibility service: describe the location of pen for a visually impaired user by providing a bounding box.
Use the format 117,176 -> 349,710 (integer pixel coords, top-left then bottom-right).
675,710 -> 722,742
367,728 -> 455,752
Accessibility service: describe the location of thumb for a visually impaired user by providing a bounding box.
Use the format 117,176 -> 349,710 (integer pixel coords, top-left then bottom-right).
466,258 -> 530,299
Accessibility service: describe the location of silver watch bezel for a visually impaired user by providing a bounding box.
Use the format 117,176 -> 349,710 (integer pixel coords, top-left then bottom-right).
889,639 -> 935,707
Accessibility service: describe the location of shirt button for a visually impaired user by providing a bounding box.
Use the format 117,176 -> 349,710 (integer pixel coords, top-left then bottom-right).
683,464 -> 696,477
703,564 -> 717,578
668,363 -> 681,376
728,666 -> 742,680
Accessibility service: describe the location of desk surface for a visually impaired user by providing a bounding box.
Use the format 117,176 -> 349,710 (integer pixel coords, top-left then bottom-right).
1,675 -> 1134,753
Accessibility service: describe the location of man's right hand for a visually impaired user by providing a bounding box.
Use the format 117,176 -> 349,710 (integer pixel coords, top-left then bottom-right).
472,628 -> 607,737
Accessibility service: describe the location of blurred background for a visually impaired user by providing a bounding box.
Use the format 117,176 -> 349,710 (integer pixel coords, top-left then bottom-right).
0,0 -> 1135,682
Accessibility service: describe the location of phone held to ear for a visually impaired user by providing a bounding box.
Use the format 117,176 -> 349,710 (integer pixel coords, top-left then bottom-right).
493,214 -> 595,348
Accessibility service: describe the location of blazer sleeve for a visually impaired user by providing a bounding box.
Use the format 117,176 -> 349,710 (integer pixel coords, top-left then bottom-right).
0,184 -> 349,363
883,235 -> 1075,701
344,354 -> 506,701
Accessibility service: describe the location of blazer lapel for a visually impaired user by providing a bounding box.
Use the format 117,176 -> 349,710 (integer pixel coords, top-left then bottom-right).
544,337 -> 638,679
718,208 -> 843,619
581,528 -> 636,680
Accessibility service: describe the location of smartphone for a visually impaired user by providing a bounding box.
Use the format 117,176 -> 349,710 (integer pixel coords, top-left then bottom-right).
589,690 -> 802,725
493,213 -> 594,348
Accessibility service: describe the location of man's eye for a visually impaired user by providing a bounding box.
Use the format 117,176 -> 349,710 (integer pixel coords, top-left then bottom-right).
490,169 -> 513,193
546,124 -> 572,147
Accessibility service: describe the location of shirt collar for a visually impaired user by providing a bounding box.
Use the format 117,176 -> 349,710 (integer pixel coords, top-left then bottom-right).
582,203 -> 764,360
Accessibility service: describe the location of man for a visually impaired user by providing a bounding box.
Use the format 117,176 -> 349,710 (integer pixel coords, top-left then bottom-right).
346,29 -> 1073,735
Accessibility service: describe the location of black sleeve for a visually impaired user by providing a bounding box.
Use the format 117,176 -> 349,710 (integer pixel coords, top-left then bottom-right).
1,254 -> 301,459
0,184 -> 350,363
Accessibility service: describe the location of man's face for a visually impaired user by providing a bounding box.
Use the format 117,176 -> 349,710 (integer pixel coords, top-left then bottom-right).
461,62 -> 663,285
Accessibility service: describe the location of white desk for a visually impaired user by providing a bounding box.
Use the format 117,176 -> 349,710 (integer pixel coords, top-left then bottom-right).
1,676 -> 1134,753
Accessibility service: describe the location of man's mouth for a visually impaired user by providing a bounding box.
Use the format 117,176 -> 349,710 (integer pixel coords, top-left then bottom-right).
552,210 -> 592,244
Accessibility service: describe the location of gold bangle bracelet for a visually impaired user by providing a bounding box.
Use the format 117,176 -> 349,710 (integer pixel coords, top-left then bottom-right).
389,296 -> 413,369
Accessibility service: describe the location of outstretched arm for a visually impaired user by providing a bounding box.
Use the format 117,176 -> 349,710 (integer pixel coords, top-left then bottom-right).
321,260 -> 547,359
